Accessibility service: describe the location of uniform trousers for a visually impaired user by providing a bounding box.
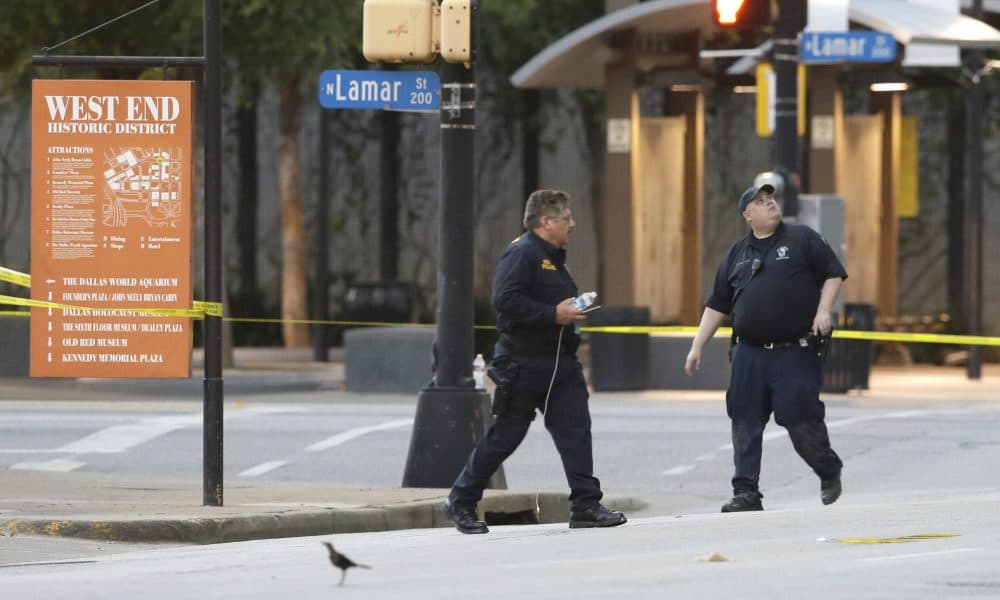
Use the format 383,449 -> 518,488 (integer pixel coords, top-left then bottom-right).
727,342 -> 843,495
449,353 -> 603,511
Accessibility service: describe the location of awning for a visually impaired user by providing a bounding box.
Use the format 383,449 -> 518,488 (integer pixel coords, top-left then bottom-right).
510,0 -> 709,90
851,0 -> 1000,48
513,0 -> 1000,90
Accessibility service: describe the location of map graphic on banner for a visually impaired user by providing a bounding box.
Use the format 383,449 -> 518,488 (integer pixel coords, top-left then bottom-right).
103,147 -> 185,228
30,79 -> 194,378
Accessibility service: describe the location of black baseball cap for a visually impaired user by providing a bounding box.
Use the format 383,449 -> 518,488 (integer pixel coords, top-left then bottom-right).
737,184 -> 776,214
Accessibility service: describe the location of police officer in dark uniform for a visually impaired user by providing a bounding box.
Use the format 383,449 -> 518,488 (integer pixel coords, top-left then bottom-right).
442,189 -> 627,533
685,183 -> 846,512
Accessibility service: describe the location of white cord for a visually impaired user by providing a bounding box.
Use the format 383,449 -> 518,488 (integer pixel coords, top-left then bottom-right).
535,325 -> 565,515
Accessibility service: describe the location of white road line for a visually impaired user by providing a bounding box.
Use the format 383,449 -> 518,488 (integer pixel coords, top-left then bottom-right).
661,464 -> 695,476
860,548 -> 977,562
54,414 -> 201,454
305,418 -> 413,452
695,453 -> 716,462
11,458 -> 87,472
15,406 -> 301,455
238,460 -> 290,478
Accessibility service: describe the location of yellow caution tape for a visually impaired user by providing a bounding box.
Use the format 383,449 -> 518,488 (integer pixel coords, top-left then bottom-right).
0,294 -> 220,319
0,263 -> 996,345
581,325 -> 1000,346
831,533 -> 957,545
0,310 -> 29,317
0,267 -> 31,288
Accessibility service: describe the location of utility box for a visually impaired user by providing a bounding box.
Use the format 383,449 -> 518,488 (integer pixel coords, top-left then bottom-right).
798,193 -> 846,316
363,0 -> 440,63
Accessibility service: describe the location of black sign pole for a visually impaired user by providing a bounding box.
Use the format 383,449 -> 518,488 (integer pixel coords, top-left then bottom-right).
202,0 -> 224,506
772,0 -> 805,217
402,1 -> 504,489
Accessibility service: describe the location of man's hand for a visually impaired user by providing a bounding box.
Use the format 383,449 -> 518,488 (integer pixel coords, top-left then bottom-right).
555,298 -> 586,325
812,309 -> 833,335
684,347 -> 701,376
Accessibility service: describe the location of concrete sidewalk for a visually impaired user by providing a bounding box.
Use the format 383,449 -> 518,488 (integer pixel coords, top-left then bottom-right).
0,470 -> 644,545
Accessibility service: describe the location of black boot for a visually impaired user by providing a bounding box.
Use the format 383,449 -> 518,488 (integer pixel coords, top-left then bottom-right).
821,471 -> 842,505
721,491 -> 764,512
442,500 -> 489,534
569,504 -> 627,529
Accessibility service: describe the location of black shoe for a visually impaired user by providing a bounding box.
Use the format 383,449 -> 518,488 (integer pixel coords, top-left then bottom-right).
721,492 -> 763,512
821,472 -> 842,505
569,504 -> 627,529
442,500 -> 488,534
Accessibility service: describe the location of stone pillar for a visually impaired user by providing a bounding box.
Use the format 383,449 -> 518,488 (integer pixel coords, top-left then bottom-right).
673,90 -> 704,325
806,66 -> 842,194
601,32 -> 638,305
872,91 -> 901,318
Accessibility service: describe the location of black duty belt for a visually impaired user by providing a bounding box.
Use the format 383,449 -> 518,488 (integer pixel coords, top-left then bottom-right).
499,333 -> 577,357
736,337 -> 808,350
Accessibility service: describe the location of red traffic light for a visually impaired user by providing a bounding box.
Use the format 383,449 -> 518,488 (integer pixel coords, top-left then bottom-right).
713,0 -> 772,29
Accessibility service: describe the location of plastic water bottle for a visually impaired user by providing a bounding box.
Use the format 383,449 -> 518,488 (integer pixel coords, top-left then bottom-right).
573,291 -> 597,311
472,353 -> 486,389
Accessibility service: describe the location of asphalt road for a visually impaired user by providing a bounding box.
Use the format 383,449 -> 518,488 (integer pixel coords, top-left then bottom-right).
1,391 -> 998,517
2,488 -> 998,599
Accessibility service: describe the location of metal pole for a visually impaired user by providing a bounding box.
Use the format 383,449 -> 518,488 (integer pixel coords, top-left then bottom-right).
434,62 -> 475,388
966,0 -> 985,380
313,110 -> 331,362
202,0 -> 224,506
772,0 -> 804,216
402,1 -> 504,488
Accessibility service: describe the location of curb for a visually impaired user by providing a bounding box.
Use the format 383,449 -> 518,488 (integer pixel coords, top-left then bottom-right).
0,494 -> 646,544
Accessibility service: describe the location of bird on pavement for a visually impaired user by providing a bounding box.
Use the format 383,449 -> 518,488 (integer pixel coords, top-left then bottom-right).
322,542 -> 371,586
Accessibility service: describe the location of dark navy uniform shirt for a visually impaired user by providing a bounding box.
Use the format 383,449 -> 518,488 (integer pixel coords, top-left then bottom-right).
493,230 -> 579,353
705,222 -> 847,344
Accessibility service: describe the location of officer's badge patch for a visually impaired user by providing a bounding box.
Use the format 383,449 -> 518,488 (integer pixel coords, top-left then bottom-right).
541,258 -> 557,271
776,246 -> 790,260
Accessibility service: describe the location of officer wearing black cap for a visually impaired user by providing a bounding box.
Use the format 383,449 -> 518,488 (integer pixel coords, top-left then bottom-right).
441,189 -> 627,533
684,183 -> 846,512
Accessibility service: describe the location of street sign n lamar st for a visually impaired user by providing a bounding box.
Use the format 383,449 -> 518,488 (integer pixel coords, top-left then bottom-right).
318,69 -> 440,112
800,31 -> 897,64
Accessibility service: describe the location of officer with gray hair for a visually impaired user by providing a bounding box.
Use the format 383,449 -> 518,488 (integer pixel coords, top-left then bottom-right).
442,189 -> 626,533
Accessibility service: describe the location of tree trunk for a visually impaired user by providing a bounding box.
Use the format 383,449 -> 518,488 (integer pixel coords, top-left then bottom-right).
520,90 -> 540,217
380,108 -> 399,281
278,80 -> 309,347
236,82 -> 259,299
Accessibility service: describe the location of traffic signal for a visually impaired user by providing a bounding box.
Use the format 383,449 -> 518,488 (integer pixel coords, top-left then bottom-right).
713,0 -> 772,30
363,0 -> 440,64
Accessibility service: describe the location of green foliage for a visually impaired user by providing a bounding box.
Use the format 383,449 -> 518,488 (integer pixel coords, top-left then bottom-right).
223,0 -> 364,93
0,0 -> 201,93
478,0 -> 604,136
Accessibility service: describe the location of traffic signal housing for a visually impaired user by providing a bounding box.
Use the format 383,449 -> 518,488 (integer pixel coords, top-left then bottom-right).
713,0 -> 772,30
363,0 -> 441,63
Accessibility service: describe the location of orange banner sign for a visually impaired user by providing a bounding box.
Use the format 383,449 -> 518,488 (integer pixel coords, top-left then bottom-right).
30,80 -> 194,378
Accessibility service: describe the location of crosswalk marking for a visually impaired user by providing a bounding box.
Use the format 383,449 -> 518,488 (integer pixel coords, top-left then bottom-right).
305,418 -> 413,452
11,458 -> 87,472
238,460 -> 290,477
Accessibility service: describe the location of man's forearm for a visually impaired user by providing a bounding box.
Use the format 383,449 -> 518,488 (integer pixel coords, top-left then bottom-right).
692,307 -> 726,350
817,278 -> 842,313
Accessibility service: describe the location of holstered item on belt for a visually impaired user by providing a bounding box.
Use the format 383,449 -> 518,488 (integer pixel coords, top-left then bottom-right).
499,333 -> 578,357
486,359 -> 519,417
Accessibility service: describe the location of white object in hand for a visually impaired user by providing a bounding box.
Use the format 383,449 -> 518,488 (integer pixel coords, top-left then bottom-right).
573,291 -> 597,310
472,353 -> 486,389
